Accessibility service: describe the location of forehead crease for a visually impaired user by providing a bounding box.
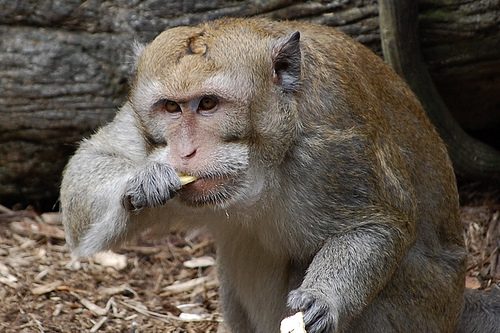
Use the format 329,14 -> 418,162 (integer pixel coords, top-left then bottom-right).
160,59 -> 221,96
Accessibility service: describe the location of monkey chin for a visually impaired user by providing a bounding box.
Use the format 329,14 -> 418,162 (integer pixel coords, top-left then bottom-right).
177,174 -> 245,208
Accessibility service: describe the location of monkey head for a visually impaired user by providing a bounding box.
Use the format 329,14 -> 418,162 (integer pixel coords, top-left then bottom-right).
129,20 -> 301,208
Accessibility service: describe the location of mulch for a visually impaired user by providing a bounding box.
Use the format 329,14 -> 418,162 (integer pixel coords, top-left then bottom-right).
0,182 -> 498,332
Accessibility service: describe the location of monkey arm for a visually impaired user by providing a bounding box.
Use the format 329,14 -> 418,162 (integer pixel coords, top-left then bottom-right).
60,103 -> 178,256
288,221 -> 411,332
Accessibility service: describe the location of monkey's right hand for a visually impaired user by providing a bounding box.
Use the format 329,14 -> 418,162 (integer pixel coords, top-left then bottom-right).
287,289 -> 339,333
124,162 -> 182,211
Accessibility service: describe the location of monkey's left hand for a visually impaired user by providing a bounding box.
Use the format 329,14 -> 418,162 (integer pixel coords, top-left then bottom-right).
287,289 -> 339,333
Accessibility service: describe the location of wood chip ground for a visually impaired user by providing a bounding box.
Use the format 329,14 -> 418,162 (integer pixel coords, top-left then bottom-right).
0,183 -> 498,332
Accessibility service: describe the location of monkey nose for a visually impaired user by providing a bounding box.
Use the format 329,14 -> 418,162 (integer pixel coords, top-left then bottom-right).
174,142 -> 198,163
181,148 -> 197,160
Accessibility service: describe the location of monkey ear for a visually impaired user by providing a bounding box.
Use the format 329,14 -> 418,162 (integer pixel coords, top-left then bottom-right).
272,31 -> 301,93
131,41 -> 146,71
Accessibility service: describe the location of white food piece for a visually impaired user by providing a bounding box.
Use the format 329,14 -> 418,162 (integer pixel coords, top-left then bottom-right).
280,312 -> 306,333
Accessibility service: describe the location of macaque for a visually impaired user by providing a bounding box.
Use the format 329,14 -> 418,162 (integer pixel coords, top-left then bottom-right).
60,18 -> 500,333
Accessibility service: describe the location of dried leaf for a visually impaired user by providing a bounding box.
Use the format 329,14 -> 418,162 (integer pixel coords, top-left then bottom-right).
465,276 -> 482,290
183,256 -> 216,268
71,292 -> 112,316
40,212 -> 63,225
90,317 -> 109,333
179,313 -> 208,321
10,220 -> 65,239
0,276 -> 19,289
100,284 -> 138,297
31,280 -> 63,295
163,276 -> 211,294
92,251 -> 127,270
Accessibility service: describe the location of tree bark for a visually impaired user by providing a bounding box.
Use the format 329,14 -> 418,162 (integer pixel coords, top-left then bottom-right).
380,0 -> 500,182
0,0 -> 499,206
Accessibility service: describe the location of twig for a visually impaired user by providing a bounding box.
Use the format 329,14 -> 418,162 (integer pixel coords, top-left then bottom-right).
70,291 -> 113,316
0,204 -> 14,214
119,300 -> 222,323
467,246 -> 499,272
162,276 -> 211,294
90,317 -> 108,333
29,314 -> 45,333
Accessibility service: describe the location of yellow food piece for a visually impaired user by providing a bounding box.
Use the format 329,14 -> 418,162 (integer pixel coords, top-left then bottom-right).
178,174 -> 198,185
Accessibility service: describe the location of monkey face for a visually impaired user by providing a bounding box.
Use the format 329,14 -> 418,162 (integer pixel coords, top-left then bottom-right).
130,59 -> 260,207
132,84 -> 257,207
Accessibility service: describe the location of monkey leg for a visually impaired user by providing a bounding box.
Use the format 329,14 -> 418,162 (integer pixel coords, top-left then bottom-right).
348,247 -> 464,333
218,277 -> 256,332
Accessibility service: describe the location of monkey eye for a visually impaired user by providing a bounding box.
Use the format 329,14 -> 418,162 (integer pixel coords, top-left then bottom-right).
163,100 -> 181,113
198,96 -> 217,112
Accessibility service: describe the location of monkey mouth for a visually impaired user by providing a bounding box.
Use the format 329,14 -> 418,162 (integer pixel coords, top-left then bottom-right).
178,173 -> 241,206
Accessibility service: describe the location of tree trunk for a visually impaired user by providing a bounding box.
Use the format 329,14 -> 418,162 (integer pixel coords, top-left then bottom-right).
0,0 -> 499,207
379,0 -> 500,182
